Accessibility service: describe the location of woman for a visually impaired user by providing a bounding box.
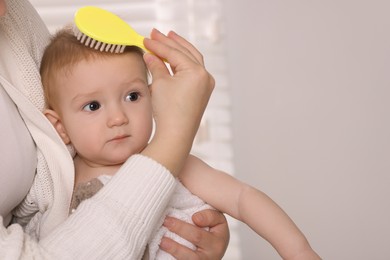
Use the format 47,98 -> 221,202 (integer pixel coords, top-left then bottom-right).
0,0 -> 229,259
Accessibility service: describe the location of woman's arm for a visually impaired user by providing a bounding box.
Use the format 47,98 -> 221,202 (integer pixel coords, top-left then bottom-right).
142,29 -> 214,175
1,155 -> 174,259
180,155 -> 320,260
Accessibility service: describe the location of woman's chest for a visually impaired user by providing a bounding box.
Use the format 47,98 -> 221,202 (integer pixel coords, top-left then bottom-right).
0,86 -> 37,225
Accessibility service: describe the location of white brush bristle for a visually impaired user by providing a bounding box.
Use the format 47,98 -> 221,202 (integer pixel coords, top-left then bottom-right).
73,25 -> 126,53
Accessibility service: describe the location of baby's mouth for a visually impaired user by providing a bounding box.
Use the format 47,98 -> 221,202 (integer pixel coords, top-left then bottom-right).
109,135 -> 130,142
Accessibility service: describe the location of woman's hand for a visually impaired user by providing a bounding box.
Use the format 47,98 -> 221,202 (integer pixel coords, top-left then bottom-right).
142,30 -> 215,175
160,209 -> 229,259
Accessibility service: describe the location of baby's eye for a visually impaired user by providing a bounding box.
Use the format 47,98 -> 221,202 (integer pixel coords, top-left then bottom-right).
83,101 -> 101,111
125,92 -> 140,102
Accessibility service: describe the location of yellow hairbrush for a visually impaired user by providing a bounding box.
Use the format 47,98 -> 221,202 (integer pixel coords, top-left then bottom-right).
73,6 -> 147,53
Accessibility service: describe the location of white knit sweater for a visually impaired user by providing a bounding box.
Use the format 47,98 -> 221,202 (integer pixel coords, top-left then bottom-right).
0,1 -> 176,259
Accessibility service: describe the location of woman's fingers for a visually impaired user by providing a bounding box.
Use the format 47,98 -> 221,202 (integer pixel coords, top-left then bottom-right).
143,52 -> 170,80
145,29 -> 202,67
192,210 -> 230,257
150,29 -> 200,65
167,30 -> 205,66
160,237 -> 201,260
161,211 -> 229,259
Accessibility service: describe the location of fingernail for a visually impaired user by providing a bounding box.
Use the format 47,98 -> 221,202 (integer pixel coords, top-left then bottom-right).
153,28 -> 162,34
193,212 -> 204,224
143,52 -> 152,62
163,217 -> 174,228
159,238 -> 170,250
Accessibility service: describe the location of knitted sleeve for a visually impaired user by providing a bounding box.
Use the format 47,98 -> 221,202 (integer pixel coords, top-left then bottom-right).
40,155 -> 176,259
0,155 -> 175,259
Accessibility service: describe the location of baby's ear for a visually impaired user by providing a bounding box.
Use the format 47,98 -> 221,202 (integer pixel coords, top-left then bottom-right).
44,109 -> 71,144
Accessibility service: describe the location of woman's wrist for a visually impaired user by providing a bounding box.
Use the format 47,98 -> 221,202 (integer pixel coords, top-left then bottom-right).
142,130 -> 193,176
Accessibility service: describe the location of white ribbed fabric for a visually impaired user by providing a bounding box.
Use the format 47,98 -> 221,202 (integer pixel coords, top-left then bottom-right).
98,177 -> 212,260
0,1 -> 176,259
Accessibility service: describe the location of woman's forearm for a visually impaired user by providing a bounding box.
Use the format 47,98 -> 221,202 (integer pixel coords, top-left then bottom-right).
40,155 -> 176,259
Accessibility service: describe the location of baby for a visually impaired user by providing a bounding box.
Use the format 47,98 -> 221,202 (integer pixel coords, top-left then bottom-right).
40,26 -> 320,259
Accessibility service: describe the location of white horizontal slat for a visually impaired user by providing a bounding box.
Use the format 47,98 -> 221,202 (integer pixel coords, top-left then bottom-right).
33,2 -> 157,35
30,0 -> 153,8
36,4 -> 156,21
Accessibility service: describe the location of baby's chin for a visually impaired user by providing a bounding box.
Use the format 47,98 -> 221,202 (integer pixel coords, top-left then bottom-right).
106,156 -> 131,166
102,149 -> 143,166
105,159 -> 127,167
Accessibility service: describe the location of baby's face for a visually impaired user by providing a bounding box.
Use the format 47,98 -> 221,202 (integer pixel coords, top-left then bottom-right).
54,52 -> 152,167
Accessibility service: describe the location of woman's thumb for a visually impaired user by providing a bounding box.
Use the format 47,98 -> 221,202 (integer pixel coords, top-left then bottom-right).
143,53 -> 168,80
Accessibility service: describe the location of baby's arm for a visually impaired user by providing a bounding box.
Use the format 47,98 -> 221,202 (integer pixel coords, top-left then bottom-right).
180,155 -> 320,260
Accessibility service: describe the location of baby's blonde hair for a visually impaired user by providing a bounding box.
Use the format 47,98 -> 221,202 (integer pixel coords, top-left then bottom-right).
40,25 -> 146,109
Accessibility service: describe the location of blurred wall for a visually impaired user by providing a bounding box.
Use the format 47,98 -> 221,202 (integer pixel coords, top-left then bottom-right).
223,0 -> 390,259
